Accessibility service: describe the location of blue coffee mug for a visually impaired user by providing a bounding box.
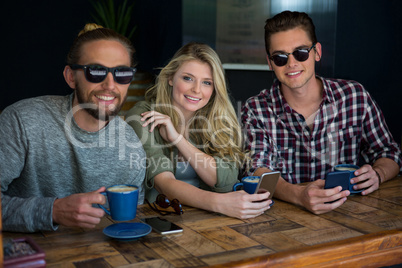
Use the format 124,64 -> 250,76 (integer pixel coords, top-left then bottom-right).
334,164 -> 362,194
98,184 -> 139,221
233,176 -> 260,194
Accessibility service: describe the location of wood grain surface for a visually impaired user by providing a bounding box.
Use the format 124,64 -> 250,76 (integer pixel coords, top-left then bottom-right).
3,176 -> 402,267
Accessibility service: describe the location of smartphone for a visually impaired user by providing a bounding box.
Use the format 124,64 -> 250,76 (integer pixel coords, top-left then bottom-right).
324,171 -> 351,203
324,171 -> 350,191
141,217 -> 183,235
255,171 -> 280,199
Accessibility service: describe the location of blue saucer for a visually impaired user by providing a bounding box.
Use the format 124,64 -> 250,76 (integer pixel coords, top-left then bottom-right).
103,222 -> 152,240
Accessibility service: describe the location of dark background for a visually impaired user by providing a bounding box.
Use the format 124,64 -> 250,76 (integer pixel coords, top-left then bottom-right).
2,0 -> 401,146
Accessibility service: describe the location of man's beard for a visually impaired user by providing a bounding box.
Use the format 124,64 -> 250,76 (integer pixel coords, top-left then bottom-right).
75,83 -> 127,121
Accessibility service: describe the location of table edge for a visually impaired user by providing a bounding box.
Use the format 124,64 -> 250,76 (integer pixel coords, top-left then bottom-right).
210,228 -> 402,268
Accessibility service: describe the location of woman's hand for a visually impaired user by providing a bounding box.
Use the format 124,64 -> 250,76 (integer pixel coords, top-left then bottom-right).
141,111 -> 182,144
215,191 -> 272,219
155,175 -> 272,220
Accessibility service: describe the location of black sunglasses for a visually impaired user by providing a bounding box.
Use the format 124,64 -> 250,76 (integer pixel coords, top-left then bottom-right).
70,64 -> 136,84
269,43 -> 317,67
145,194 -> 183,216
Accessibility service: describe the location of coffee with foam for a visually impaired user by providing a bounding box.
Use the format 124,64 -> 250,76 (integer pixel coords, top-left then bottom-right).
108,185 -> 137,193
335,167 -> 357,171
243,177 -> 260,183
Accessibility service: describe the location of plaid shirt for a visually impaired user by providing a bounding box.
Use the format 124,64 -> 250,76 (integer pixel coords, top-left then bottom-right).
241,76 -> 402,184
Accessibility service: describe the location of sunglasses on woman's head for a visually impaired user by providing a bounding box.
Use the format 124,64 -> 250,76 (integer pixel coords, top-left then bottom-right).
145,194 -> 183,215
69,64 -> 136,84
269,43 -> 317,67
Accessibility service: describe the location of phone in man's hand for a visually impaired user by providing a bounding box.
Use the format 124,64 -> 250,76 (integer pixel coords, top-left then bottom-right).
324,171 -> 351,203
324,171 -> 350,191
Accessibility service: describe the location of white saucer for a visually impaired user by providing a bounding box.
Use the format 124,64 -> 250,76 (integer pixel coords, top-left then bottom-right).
103,222 -> 152,240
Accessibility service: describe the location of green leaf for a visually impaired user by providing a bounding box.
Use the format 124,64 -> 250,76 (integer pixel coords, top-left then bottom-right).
89,0 -> 137,39
107,0 -> 116,30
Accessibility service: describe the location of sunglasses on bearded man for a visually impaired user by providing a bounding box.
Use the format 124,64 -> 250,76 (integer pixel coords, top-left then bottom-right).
69,64 -> 136,84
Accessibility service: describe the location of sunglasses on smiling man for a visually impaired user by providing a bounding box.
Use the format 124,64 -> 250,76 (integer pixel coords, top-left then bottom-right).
69,64 -> 136,84
269,43 -> 317,67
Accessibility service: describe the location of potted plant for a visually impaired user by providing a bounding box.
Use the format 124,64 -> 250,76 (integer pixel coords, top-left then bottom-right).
89,0 -> 137,40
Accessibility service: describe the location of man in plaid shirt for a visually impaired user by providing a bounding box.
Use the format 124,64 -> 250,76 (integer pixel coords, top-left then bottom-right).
242,11 -> 402,214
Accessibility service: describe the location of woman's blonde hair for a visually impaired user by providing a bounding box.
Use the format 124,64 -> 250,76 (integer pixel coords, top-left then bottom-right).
145,42 -> 245,166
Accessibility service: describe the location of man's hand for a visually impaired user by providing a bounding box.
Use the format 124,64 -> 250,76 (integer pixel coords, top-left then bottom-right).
52,187 -> 106,229
258,169 -> 350,215
299,179 -> 350,214
351,164 -> 380,195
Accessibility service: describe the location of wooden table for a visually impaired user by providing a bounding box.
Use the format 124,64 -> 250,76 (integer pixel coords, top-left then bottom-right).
3,176 -> 402,267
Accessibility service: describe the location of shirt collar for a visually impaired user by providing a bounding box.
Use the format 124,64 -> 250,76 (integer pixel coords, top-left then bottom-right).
270,79 -> 289,115
318,76 -> 336,104
269,76 -> 335,115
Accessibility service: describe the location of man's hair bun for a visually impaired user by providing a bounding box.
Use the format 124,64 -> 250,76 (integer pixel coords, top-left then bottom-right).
78,23 -> 104,36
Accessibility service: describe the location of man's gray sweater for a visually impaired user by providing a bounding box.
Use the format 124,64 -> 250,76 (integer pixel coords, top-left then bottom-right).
0,95 -> 146,232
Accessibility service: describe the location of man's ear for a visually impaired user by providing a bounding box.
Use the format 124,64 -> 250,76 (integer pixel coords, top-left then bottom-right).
63,65 -> 76,89
266,55 -> 273,70
314,42 -> 322,62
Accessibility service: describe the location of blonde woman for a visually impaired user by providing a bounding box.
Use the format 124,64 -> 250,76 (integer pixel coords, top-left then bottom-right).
126,42 -> 272,219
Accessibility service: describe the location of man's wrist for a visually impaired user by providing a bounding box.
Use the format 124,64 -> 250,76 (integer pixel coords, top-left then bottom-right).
374,169 -> 382,184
